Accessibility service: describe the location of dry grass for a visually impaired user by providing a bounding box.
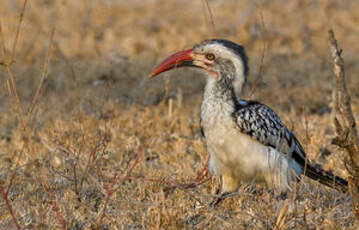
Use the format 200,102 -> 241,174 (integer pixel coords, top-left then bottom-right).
0,0 -> 359,229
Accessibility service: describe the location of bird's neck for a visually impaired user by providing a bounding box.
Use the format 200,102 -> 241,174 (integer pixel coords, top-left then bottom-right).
202,76 -> 239,116
206,75 -> 240,100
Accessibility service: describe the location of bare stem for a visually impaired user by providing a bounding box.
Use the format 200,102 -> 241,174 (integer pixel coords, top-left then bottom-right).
41,168 -> 67,229
96,150 -> 144,229
25,27 -> 56,124
0,183 -> 21,230
202,0 -> 217,37
329,29 -> 359,220
248,12 -> 267,99
10,0 -> 28,63
5,65 -> 26,130
0,21 -> 7,61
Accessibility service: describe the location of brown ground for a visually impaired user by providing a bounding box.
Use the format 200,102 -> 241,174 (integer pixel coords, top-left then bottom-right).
0,0 -> 359,229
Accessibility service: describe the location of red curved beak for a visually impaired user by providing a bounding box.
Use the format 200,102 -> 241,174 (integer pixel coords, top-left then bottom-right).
149,49 -> 194,78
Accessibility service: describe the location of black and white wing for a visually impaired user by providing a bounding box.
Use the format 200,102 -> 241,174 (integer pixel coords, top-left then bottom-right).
234,100 -> 307,166
233,100 -> 348,192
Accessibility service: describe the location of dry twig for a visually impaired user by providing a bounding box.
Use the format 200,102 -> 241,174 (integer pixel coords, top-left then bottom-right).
96,150 -> 144,229
10,0 -> 28,63
25,27 -> 55,124
0,184 -> 21,230
202,0 -> 217,37
41,168 -> 67,230
329,29 -> 359,220
248,12 -> 267,99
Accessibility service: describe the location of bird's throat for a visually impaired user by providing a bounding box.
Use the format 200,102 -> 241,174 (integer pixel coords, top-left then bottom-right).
202,77 -> 238,121
204,77 -> 238,104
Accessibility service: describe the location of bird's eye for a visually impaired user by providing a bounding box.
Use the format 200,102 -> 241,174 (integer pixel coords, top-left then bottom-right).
205,53 -> 215,61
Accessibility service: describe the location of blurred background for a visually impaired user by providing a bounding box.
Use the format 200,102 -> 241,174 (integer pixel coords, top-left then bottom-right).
0,0 -> 358,228
0,0 -> 359,113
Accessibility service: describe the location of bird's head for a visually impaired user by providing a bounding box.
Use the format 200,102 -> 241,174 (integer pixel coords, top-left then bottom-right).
149,39 -> 249,89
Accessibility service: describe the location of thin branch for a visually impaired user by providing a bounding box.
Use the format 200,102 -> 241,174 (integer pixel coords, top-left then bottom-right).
0,16 -> 26,129
112,150 -> 145,193
329,29 -> 359,220
5,65 -> 26,130
329,29 -> 359,165
0,183 -> 21,230
6,169 -> 18,196
41,168 -> 67,229
202,0 -> 218,37
96,173 -> 118,230
248,42 -> 266,99
25,27 -> 55,124
96,150 -> 144,229
0,21 -> 7,62
10,0 -> 28,63
248,11 -> 267,99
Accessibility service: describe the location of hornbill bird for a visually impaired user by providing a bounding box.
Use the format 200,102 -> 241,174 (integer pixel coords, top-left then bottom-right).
149,39 -> 348,203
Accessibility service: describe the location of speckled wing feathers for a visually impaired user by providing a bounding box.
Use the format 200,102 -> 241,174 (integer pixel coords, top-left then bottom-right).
233,100 -> 348,191
234,100 -> 307,164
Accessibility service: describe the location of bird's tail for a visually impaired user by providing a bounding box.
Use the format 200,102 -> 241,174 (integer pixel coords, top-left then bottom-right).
304,164 -> 348,193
